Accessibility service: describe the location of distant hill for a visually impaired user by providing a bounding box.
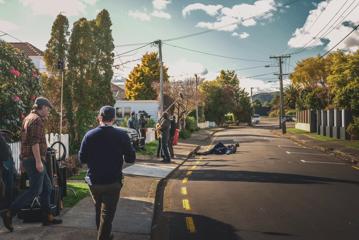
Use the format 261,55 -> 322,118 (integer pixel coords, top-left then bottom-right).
252,92 -> 279,104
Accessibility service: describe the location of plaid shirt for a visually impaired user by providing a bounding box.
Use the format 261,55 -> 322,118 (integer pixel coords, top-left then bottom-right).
20,111 -> 47,160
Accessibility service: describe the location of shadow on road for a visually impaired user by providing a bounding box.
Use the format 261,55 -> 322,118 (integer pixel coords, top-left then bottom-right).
174,169 -> 359,185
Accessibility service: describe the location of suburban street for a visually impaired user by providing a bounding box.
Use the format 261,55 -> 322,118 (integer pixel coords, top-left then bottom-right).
153,119 -> 359,240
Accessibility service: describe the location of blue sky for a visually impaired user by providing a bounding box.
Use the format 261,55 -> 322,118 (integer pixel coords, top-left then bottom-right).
1,0 -> 359,93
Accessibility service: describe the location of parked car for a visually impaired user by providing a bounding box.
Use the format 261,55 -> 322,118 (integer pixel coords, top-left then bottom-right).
251,114 -> 261,124
115,126 -> 143,150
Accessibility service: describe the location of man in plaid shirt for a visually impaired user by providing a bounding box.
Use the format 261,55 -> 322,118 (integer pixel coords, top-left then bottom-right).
1,97 -> 62,232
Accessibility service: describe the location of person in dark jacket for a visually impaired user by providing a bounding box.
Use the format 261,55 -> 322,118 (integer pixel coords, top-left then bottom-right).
159,112 -> 171,163
79,106 -> 136,240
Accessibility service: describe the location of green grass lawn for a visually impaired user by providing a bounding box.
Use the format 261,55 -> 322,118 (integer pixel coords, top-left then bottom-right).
63,182 -> 90,208
68,169 -> 87,180
287,128 -> 359,150
137,141 -> 158,156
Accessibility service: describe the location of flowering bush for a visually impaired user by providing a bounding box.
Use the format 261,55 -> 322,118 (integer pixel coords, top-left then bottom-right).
0,40 -> 42,140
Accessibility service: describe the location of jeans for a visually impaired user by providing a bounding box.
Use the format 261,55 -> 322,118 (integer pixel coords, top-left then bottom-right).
9,158 -> 53,215
89,182 -> 122,240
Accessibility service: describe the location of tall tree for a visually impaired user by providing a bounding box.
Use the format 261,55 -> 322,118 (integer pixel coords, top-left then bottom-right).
125,52 -> 169,100
91,9 -> 115,109
67,18 -> 97,150
43,13 -> 69,133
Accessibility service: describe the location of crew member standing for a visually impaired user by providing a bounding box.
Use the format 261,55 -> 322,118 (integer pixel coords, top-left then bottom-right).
79,106 -> 136,240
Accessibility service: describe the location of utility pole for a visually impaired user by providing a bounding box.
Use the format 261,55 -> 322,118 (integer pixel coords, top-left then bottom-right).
250,87 -> 254,104
270,55 -> 290,134
57,60 -> 64,139
195,74 -> 199,128
155,40 -> 164,114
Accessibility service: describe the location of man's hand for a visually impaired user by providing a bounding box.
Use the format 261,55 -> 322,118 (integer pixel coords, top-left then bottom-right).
36,160 -> 44,173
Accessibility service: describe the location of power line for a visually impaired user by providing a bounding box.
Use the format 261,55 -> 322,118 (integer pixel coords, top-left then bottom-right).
242,72 -> 276,78
235,65 -> 273,71
288,0 -> 356,55
163,0 -> 301,42
113,58 -> 142,68
164,42 -> 270,62
115,41 -> 154,47
114,42 -> 154,58
321,23 -> 359,57
0,30 -> 22,42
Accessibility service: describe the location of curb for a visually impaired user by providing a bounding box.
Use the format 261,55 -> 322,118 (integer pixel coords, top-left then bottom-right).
150,144 -> 200,240
272,130 -> 359,165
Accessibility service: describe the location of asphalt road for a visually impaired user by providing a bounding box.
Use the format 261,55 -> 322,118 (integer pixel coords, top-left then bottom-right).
152,121 -> 359,240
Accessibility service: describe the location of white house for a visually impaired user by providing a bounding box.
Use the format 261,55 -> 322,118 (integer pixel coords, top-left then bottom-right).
114,100 -> 160,122
9,42 -> 47,73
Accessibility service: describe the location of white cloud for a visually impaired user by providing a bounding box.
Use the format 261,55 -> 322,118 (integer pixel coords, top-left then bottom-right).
183,0 -> 277,33
0,0 -> 5,4
128,10 -> 151,21
288,0 -> 359,52
151,10 -> 171,19
239,32 -> 250,39
182,3 -> 223,17
168,59 -> 207,80
129,0 -> 171,21
232,31 -> 250,39
0,20 -> 19,31
240,77 -> 290,94
19,0 -> 98,17
152,0 -> 170,10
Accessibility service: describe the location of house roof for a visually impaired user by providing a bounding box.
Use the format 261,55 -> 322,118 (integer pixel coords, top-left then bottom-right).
9,42 -> 44,57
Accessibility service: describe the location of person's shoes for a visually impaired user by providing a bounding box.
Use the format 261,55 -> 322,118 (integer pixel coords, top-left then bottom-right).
160,160 -> 171,163
42,213 -> 63,226
1,210 -> 14,232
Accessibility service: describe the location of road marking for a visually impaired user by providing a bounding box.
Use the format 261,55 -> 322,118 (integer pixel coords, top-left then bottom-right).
286,151 -> 327,156
199,156 -> 204,160
182,177 -> 188,184
196,161 -> 201,164
353,166 -> 359,170
182,199 -> 191,210
185,217 -> 196,233
181,187 -> 188,195
190,165 -> 197,170
300,160 -> 346,165
278,145 -> 306,149
186,171 -> 192,176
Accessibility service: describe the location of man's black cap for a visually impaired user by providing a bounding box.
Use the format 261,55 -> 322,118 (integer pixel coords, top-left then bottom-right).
99,106 -> 116,121
34,97 -> 53,109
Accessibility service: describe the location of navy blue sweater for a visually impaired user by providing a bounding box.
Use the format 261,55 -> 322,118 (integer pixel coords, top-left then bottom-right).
79,126 -> 136,185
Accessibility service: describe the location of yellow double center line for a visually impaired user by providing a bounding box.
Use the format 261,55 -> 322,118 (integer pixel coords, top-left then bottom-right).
353,166 -> 359,170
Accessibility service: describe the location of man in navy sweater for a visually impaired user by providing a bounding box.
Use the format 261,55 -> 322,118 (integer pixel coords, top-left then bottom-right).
79,106 -> 136,240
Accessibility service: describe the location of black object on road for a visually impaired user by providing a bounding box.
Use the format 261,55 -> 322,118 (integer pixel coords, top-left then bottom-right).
196,142 -> 239,155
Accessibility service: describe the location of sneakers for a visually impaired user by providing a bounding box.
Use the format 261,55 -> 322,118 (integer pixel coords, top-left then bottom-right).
42,213 -> 63,226
1,210 -> 14,232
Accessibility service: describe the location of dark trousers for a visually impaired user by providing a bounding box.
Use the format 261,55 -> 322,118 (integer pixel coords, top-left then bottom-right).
168,136 -> 174,158
161,136 -> 171,162
89,182 -> 122,240
156,137 -> 162,157
9,158 -> 52,215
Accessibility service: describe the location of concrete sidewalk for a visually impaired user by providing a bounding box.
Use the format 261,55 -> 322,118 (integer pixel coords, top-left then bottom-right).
0,129 -> 217,240
273,129 -> 359,165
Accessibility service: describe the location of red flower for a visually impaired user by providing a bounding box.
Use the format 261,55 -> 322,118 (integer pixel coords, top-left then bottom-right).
32,71 -> 38,78
10,68 -> 21,77
31,95 -> 37,101
12,95 -> 21,102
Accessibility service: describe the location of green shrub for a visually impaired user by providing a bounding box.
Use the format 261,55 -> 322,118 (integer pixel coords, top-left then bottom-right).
347,117 -> 359,137
185,116 -> 197,132
146,118 -> 156,128
286,109 -> 296,116
179,129 -> 191,139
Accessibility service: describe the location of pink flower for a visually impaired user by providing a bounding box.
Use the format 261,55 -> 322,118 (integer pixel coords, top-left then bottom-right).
32,71 -> 38,78
12,95 -> 21,102
31,95 -> 37,101
10,68 -> 21,77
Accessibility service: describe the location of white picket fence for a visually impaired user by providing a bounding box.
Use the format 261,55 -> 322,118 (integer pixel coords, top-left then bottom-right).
9,133 -> 69,173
